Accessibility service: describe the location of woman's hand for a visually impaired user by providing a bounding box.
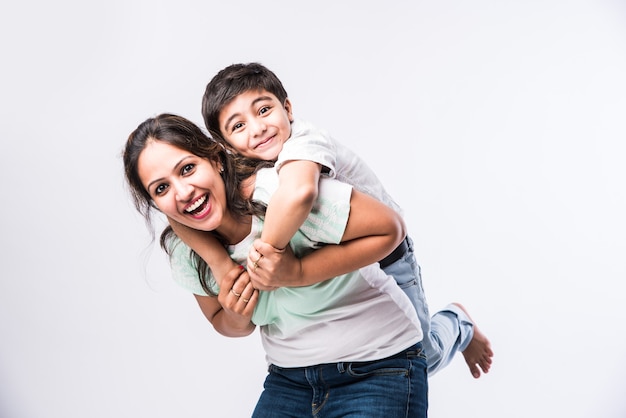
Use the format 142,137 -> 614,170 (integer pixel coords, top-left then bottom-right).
212,265 -> 258,335
247,239 -> 302,290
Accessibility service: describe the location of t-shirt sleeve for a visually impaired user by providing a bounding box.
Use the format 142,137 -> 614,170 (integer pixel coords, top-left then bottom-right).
167,237 -> 216,296
276,119 -> 338,177
254,167 -> 352,252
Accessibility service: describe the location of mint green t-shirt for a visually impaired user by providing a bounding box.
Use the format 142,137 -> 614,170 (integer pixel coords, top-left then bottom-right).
169,168 -> 421,367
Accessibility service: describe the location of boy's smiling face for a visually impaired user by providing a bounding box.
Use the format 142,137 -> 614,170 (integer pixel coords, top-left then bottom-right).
218,89 -> 293,161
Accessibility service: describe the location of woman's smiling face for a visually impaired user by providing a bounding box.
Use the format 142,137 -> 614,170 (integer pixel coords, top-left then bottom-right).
137,139 -> 228,232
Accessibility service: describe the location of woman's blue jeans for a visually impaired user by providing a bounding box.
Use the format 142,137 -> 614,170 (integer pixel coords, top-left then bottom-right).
251,342 -> 428,418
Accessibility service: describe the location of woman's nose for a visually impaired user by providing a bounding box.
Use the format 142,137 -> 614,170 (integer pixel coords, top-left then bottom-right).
175,181 -> 194,202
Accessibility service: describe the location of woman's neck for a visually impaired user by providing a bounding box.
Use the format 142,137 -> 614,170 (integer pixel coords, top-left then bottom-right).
216,217 -> 252,245
215,173 -> 257,245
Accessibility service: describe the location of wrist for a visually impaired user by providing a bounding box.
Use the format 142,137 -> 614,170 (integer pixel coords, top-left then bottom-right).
293,259 -> 305,286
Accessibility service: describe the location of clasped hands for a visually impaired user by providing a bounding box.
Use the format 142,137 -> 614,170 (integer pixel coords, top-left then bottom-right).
245,239 -> 302,291
220,239 -> 301,324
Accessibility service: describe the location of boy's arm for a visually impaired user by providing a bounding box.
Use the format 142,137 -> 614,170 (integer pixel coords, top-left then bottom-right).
259,160 -> 321,250
168,217 -> 239,284
249,189 -> 405,288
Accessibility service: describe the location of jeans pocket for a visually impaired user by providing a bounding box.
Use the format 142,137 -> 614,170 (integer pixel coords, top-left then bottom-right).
345,357 -> 410,378
406,345 -> 428,361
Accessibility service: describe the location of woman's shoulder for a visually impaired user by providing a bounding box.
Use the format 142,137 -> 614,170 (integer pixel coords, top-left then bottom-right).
168,237 -> 216,296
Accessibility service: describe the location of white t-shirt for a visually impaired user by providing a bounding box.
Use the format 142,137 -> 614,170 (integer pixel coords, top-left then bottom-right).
276,118 -> 403,215
169,168 -> 421,367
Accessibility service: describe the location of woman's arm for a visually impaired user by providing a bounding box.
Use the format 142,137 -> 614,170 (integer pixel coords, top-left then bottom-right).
248,188 -> 405,288
169,217 -> 240,285
193,265 -> 258,337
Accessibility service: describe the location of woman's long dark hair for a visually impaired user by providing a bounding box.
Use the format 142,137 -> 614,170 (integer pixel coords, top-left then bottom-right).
123,113 -> 272,295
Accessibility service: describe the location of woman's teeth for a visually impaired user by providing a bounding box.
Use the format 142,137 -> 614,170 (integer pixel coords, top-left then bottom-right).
185,195 -> 206,214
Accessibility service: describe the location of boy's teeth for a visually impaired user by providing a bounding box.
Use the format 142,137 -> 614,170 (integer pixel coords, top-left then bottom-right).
186,195 -> 206,213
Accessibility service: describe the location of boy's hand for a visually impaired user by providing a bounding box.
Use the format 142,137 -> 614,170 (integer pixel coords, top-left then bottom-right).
247,239 -> 302,290
217,265 -> 258,327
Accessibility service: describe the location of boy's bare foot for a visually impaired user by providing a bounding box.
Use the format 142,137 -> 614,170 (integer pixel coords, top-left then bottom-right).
453,302 -> 494,379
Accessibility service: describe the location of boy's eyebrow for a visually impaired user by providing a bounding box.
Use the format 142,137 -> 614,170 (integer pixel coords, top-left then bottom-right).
222,95 -> 274,131
146,155 -> 193,191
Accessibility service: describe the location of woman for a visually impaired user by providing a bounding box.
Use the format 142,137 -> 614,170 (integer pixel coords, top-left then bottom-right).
123,113 -> 428,417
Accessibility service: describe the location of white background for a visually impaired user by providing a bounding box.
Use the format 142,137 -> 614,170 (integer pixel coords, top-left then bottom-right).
1,1 -> 625,417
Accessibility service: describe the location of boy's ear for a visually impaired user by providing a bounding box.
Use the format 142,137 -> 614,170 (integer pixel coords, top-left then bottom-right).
284,98 -> 294,122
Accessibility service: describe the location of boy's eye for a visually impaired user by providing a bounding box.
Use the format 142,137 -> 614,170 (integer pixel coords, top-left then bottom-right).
259,106 -> 270,115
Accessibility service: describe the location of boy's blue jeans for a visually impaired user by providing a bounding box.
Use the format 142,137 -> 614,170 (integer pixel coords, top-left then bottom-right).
383,236 -> 475,375
251,342 -> 428,418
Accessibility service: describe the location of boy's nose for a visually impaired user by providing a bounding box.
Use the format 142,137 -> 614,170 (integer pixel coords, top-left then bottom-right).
249,118 -> 267,136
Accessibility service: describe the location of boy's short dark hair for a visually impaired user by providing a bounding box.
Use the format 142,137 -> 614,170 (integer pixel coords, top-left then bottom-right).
202,62 -> 289,139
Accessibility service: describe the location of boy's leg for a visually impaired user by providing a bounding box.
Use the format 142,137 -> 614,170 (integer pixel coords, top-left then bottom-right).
383,238 -> 493,378
382,237 -> 442,370
428,303 -> 475,375
442,303 -> 493,378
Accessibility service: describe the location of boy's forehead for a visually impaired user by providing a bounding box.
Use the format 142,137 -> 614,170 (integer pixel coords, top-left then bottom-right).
241,88 -> 278,101
221,89 -> 280,115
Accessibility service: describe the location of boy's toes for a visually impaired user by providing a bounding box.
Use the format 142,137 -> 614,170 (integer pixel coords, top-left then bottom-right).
469,362 -> 481,379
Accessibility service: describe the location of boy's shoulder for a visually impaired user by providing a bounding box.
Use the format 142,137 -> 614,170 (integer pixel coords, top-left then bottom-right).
291,118 -> 327,135
276,118 -> 338,173
290,118 -> 338,145
286,118 -> 335,147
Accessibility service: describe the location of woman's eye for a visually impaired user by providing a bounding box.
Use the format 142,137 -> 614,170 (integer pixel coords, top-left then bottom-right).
155,184 -> 168,195
232,122 -> 244,131
182,163 -> 195,175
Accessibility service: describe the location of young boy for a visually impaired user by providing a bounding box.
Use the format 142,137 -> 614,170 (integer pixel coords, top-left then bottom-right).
177,62 -> 492,378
